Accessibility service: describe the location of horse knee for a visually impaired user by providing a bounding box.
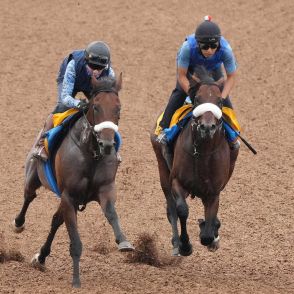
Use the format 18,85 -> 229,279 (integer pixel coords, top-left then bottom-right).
176,202 -> 188,219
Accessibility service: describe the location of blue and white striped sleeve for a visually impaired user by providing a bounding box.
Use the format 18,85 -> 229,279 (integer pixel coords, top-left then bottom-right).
108,66 -> 115,78
61,59 -> 80,108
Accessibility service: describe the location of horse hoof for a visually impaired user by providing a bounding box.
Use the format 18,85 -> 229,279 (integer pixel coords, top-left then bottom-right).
118,241 -> 135,252
12,220 -> 25,233
207,236 -> 220,252
72,280 -> 81,288
179,243 -> 193,256
31,253 -> 45,271
172,247 -> 181,256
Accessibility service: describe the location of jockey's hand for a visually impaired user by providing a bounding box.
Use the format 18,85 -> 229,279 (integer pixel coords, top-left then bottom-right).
77,99 -> 88,111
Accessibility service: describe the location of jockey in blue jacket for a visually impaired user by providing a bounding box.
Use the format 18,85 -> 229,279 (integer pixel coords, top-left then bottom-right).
33,41 -> 115,161
157,16 -> 240,150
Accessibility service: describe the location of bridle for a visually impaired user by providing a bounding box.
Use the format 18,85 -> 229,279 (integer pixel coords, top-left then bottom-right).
189,85 -> 224,157
75,89 -> 119,160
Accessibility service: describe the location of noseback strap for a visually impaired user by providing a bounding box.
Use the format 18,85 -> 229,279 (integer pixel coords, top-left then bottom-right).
192,103 -> 222,119
94,121 -> 119,132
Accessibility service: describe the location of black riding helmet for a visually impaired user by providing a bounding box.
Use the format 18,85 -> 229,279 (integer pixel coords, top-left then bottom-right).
195,16 -> 221,43
84,41 -> 110,68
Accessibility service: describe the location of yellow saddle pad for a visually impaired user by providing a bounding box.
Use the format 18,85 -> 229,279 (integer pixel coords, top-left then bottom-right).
52,108 -> 79,127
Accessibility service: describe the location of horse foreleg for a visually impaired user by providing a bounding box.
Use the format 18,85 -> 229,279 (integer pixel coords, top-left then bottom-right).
99,184 -> 134,251
172,179 -> 192,256
62,193 -> 82,288
31,204 -> 64,268
200,194 -> 221,251
14,158 -> 41,232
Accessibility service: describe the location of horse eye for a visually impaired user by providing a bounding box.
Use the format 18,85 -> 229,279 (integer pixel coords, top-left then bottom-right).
194,96 -> 201,107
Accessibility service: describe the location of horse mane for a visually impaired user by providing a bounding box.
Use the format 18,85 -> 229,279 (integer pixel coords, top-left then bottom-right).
193,65 -> 215,84
188,66 -> 217,100
91,77 -> 117,98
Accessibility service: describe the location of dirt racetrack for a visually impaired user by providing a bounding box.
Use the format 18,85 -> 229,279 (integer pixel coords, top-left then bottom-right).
0,0 -> 293,293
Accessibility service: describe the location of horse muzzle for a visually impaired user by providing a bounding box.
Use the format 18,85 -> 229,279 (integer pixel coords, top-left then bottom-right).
192,103 -> 222,139
93,121 -> 118,158
97,139 -> 116,155
197,122 -> 218,139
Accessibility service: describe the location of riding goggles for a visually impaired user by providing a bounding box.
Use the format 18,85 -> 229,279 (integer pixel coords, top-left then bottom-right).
87,62 -> 107,71
199,42 -> 219,50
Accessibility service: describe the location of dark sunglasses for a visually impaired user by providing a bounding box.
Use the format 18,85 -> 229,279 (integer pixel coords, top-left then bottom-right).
199,42 -> 219,50
87,63 -> 106,70
90,55 -> 109,65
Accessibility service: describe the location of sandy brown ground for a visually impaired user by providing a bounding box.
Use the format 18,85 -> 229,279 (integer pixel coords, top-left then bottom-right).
0,0 -> 293,293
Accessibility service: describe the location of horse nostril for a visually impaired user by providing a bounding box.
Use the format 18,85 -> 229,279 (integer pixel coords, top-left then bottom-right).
200,124 -> 206,131
98,141 -> 104,147
211,124 -> 216,131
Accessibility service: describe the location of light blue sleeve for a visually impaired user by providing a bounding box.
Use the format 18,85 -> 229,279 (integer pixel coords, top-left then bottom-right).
222,48 -> 237,74
60,59 -> 80,108
176,41 -> 190,69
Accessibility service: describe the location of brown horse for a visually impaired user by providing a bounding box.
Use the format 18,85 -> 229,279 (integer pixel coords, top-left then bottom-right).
13,74 -> 134,287
151,67 -> 239,256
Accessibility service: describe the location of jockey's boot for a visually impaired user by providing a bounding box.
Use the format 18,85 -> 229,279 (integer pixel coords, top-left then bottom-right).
156,129 -> 173,170
117,152 -> 122,164
229,139 -> 240,150
33,114 -> 54,161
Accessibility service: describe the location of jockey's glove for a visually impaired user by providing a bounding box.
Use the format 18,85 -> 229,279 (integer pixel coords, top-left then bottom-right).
77,100 -> 88,111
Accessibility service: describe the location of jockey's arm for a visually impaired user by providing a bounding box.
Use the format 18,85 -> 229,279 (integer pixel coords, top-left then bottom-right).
177,66 -> 190,95
60,60 -> 81,108
221,70 -> 237,99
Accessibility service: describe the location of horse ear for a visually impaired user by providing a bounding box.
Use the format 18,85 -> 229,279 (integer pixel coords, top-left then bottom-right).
115,72 -> 122,92
188,74 -> 201,100
191,73 -> 201,84
215,77 -> 225,90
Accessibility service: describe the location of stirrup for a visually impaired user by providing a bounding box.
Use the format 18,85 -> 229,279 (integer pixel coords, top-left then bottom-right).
33,146 -> 48,161
230,140 -> 240,150
156,131 -> 168,145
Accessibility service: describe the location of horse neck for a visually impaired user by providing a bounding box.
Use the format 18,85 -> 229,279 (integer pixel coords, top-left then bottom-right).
70,115 -> 95,153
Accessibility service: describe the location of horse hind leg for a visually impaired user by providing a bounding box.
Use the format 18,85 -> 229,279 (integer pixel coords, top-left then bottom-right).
14,158 -> 41,232
31,204 -> 64,269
